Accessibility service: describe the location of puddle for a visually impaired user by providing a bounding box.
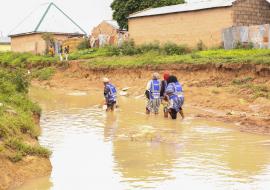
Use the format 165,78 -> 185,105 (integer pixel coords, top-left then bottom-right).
15,87 -> 270,190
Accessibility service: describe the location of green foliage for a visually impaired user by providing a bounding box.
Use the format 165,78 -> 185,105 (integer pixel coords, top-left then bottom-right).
197,40 -> 206,51
32,67 -> 55,81
6,138 -> 51,158
0,52 -> 58,69
8,152 -> 23,162
77,38 -> 90,50
163,42 -> 190,55
78,49 -> 270,69
111,0 -> 185,29
0,68 -> 47,159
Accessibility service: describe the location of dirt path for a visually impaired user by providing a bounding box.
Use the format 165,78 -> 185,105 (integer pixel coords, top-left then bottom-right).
32,61 -> 270,135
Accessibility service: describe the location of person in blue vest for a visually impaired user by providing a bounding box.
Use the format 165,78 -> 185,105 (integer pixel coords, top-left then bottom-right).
103,77 -> 117,112
165,75 -> 185,119
145,73 -> 161,115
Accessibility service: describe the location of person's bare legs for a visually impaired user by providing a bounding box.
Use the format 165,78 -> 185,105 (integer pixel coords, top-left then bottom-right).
179,109 -> 184,119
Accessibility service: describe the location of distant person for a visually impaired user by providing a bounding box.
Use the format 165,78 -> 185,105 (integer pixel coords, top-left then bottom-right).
48,45 -> 55,57
64,45 -> 70,61
145,72 -> 161,115
103,77 -> 117,112
59,45 -> 63,61
164,75 -> 185,119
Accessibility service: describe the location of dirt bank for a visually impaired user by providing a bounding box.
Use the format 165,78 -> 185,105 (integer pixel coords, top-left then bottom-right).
0,115 -> 52,190
32,61 -> 270,135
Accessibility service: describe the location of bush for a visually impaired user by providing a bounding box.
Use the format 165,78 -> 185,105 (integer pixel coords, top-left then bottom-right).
162,42 -> 190,55
77,38 -> 90,50
139,42 -> 160,53
197,40 -> 206,51
32,67 -> 55,81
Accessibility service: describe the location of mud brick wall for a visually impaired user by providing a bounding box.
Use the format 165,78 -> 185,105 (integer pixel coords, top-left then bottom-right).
129,7 -> 233,48
233,0 -> 270,26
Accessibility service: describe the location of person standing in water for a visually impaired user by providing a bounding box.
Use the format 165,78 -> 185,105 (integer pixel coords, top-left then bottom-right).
103,77 -> 117,112
145,73 -> 161,115
160,71 -> 170,118
164,75 -> 185,119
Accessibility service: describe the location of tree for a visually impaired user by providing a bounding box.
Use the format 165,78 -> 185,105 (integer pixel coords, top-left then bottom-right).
111,0 -> 185,29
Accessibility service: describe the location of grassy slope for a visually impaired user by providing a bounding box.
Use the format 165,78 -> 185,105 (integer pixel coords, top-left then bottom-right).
0,69 -> 51,162
68,48 -> 270,69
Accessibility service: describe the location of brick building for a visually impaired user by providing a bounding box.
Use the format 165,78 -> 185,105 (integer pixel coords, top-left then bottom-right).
90,20 -> 128,47
9,3 -> 86,54
10,32 -> 84,54
128,0 -> 270,48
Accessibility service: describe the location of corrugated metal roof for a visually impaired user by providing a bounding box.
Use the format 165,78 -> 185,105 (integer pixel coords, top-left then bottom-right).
129,0 -> 236,18
104,20 -> 120,29
9,3 -> 86,36
0,36 -> 11,44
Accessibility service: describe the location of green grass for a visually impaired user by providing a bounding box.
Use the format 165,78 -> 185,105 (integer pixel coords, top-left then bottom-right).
32,67 -> 55,81
0,52 -> 58,69
75,49 -> 270,69
6,138 -> 51,158
0,68 -> 50,162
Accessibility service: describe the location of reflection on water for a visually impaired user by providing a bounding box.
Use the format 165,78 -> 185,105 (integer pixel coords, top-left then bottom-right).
17,87 -> 270,190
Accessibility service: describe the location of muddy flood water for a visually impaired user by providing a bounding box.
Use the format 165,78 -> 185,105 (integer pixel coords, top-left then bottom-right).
16,87 -> 270,190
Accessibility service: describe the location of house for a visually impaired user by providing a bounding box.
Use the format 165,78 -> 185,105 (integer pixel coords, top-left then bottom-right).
9,2 -> 86,54
128,0 -> 270,48
0,36 -> 11,52
90,20 -> 128,47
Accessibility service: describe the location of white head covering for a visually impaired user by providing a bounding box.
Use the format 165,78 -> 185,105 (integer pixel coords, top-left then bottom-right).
103,77 -> 110,83
152,72 -> 160,80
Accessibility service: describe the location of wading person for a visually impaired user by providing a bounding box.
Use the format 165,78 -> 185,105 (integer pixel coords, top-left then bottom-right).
165,75 -> 185,119
145,73 -> 161,115
103,77 -> 117,112
160,71 -> 170,118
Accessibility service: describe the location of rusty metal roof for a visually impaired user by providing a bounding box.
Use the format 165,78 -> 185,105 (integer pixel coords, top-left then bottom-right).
129,0 -> 236,18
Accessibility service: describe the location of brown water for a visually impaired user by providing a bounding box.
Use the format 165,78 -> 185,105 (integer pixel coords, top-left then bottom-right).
16,87 -> 270,190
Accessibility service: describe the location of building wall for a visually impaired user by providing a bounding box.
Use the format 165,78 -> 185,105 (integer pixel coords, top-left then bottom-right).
128,7 -> 233,47
91,21 -> 118,39
0,44 -> 11,52
11,34 -> 76,54
233,0 -> 270,26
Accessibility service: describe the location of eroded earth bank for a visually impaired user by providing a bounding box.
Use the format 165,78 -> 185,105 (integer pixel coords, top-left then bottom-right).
33,61 -> 270,135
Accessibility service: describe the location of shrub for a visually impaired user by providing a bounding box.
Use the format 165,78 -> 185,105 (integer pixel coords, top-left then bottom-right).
139,42 -> 160,53
77,38 -> 90,50
120,40 -> 138,55
162,42 -> 190,55
32,67 -> 55,81
197,40 -> 206,51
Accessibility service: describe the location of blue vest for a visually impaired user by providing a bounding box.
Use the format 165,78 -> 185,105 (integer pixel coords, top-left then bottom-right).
106,83 -> 117,102
150,80 -> 161,100
172,82 -> 184,98
169,94 -> 181,112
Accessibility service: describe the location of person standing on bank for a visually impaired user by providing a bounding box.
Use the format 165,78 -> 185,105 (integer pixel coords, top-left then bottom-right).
103,77 -> 117,112
64,45 -> 70,61
145,73 -> 161,115
59,45 -> 63,61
